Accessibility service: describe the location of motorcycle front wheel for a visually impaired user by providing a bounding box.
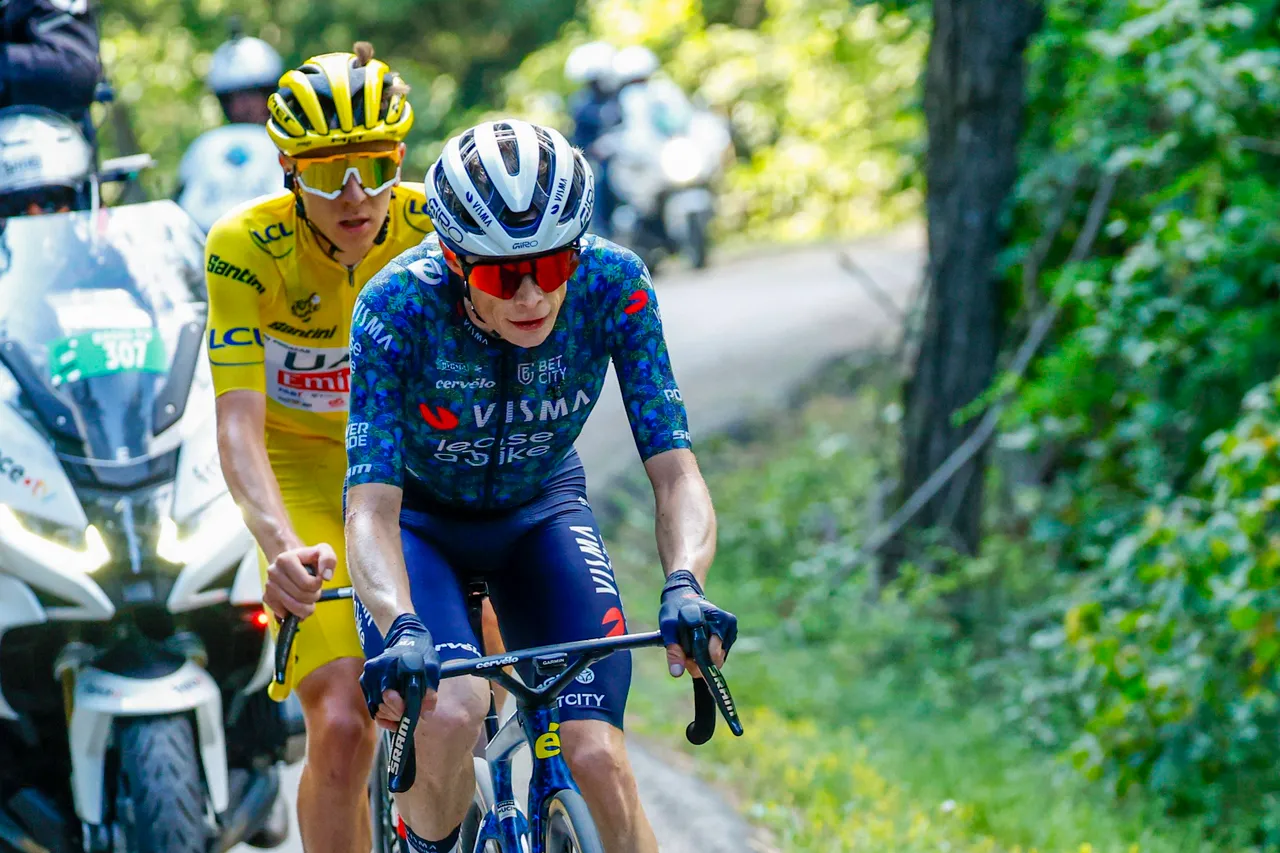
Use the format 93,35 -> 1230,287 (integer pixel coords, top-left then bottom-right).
115,715 -> 212,853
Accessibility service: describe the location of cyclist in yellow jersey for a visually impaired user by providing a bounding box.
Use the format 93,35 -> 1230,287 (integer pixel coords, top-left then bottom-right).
205,42 -> 431,853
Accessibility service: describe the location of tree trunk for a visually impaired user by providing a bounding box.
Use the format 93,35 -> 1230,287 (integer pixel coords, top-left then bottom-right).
890,0 -> 1043,566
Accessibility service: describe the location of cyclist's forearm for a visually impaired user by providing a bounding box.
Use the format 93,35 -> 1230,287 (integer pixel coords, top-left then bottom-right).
646,449 -> 717,585
217,417 -> 301,562
345,484 -> 416,636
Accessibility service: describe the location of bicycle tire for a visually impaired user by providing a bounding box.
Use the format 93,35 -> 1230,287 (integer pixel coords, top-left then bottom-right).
461,756 -> 496,852
542,789 -> 604,853
369,735 -> 403,853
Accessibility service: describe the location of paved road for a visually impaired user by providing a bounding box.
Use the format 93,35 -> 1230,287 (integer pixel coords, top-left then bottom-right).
245,231 -> 924,853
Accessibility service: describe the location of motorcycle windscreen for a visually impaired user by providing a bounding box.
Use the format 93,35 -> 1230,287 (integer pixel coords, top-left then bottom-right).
0,201 -> 207,488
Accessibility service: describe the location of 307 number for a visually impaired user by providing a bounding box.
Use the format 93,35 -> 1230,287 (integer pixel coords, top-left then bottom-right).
102,338 -> 149,371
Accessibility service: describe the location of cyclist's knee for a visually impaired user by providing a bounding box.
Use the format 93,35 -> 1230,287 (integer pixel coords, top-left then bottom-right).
417,676 -> 488,749
560,721 -> 632,798
297,659 -> 377,782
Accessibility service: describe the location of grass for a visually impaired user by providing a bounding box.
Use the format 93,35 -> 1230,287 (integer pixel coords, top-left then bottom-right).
599,356 -> 1218,853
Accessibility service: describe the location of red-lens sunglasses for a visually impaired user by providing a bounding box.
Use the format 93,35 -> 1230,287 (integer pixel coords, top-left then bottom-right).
443,244 -> 580,300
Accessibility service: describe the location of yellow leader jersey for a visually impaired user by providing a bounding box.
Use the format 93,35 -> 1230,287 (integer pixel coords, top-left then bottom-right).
204,185 -> 433,444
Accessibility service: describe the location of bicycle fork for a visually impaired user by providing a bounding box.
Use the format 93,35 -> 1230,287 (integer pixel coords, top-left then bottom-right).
476,703 -> 578,852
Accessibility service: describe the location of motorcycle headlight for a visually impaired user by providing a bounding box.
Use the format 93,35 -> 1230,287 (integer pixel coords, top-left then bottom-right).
0,503 -> 110,573
157,493 -> 245,566
660,138 -> 706,185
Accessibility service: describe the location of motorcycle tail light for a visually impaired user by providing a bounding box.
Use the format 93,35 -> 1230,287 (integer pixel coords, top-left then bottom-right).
242,608 -> 270,630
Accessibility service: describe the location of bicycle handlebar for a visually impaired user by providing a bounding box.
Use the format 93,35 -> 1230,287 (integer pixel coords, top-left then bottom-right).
268,583 -> 744,795
384,628 -> 743,793
271,587 -> 353,688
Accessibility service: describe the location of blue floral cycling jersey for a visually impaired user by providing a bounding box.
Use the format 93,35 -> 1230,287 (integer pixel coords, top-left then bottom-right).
345,233 -> 691,508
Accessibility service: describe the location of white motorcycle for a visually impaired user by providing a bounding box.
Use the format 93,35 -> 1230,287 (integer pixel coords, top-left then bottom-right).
0,197 -> 299,853
599,78 -> 732,270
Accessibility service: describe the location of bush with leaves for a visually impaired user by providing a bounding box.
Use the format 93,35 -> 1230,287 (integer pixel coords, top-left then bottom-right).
1065,378 -> 1280,841
991,0 -> 1280,837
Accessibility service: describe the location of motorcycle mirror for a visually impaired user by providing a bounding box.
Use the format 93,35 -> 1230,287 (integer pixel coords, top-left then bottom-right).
99,153 -> 156,184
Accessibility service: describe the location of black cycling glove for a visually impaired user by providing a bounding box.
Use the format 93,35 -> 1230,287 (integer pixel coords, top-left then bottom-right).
658,570 -> 738,674
359,613 -> 440,719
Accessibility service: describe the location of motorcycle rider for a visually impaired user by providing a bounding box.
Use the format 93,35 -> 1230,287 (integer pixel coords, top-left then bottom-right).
611,45 -> 659,96
0,106 -> 94,218
565,41 -> 621,237
0,0 -> 101,142
176,28 -> 284,232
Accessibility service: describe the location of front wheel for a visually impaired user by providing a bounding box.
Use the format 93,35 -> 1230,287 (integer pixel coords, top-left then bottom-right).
115,715 -> 212,853
543,790 -> 604,853
369,734 -> 403,853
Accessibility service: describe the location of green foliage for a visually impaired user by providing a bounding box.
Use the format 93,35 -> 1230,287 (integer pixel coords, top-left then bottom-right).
502,0 -> 926,244
96,0 -> 581,195
102,0 -> 922,241
991,0 -> 1280,839
1066,378 -> 1280,840
607,367 -> 1214,852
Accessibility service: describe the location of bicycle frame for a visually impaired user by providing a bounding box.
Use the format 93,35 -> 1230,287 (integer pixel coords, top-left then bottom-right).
450,630 -> 669,852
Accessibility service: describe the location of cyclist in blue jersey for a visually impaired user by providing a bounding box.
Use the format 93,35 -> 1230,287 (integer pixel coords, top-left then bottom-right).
344,119 -> 737,853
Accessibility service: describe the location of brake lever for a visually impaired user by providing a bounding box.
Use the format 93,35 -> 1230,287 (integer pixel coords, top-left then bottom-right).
685,624 -> 744,742
270,579 -> 352,687
387,671 -> 423,794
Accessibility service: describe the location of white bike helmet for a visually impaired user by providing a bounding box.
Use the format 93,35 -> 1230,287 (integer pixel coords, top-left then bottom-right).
177,125 -> 284,232
565,41 -> 616,85
207,35 -> 283,95
612,45 -> 659,87
426,119 -> 594,258
0,107 -> 94,213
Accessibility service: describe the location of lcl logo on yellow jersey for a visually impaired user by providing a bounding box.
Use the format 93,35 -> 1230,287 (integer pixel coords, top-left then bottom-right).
250,222 -> 295,259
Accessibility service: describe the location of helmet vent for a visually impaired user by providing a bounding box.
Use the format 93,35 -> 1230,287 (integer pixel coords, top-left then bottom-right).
560,157 -> 586,225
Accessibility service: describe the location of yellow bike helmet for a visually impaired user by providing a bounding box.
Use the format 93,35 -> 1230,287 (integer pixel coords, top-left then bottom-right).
266,42 -> 413,157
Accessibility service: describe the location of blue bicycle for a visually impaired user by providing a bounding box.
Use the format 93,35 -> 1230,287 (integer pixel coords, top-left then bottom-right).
379,581 -> 742,853
274,581 -> 741,852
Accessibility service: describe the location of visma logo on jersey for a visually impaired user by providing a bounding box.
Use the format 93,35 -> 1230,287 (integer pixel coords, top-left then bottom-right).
430,431 -> 556,467
417,390 -> 594,432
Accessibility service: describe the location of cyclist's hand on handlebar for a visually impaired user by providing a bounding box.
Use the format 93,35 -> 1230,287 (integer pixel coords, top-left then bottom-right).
658,570 -> 738,679
263,543 -> 337,620
360,614 -> 441,730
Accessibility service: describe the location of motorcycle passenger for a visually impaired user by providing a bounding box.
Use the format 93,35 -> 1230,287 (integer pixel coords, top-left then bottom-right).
204,42 -> 434,853
0,106 -> 94,218
346,119 -> 737,853
0,0 -> 101,141
176,31 -> 285,232
565,41 -> 621,238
